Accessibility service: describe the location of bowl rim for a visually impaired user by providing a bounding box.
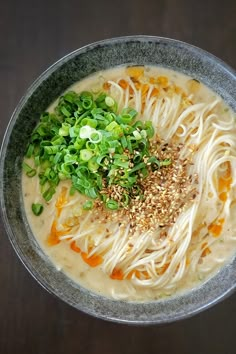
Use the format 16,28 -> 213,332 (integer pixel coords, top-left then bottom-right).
1,35 -> 236,325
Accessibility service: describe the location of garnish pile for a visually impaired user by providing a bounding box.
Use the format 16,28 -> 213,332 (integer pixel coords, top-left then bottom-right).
110,139 -> 198,234
23,90 -> 171,214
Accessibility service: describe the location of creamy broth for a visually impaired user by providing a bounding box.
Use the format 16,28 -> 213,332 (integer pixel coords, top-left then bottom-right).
22,66 -> 236,301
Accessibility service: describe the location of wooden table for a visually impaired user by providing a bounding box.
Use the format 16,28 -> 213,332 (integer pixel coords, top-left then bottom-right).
1,0 -> 236,353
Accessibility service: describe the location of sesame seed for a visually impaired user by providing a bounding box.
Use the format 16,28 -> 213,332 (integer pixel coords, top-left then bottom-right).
89,136 -> 198,236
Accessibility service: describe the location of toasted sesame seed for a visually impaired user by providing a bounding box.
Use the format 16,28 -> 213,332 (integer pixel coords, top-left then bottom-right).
90,136 -> 198,236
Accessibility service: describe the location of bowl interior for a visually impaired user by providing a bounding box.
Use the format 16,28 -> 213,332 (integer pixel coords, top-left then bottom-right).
1,36 -> 236,324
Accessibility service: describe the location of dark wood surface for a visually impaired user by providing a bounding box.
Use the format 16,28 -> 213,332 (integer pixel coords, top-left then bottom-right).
1,0 -> 236,353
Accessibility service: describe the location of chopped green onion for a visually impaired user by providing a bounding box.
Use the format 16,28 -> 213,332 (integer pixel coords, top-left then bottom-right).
80,91 -> 93,100
23,89 -> 162,212
122,194 -> 130,206
141,167 -> 148,178
106,199 -> 119,210
86,141 -> 96,150
160,158 -> 172,166
81,118 -> 97,128
86,187 -> 98,199
64,91 -> 77,103
144,121 -> 154,138
140,130 -> 147,138
34,155 -> 40,166
105,96 -> 115,107
61,106 -> 71,117
59,123 -> 70,136
148,156 -> 160,168
89,131 -> 102,143
118,114 -> 133,124
133,154 -> 142,163
44,145 -> 60,155
82,98 -> 93,110
133,130 -> 142,140
32,203 -> 44,216
27,170 -> 36,177
96,92 -> 106,103
79,125 -> 94,139
106,121 -> 119,132
22,162 -> 36,177
114,159 -> 129,168
74,138 -> 85,150
43,187 -> 56,202
121,135 -> 128,149
80,149 -> 93,161
129,162 -> 146,174
69,185 -> 76,195
26,144 -> 34,158
88,157 -> 99,172
83,200 -> 93,210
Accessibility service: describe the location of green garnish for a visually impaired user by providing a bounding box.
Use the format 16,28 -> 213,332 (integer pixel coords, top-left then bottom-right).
24,90 -> 171,211
83,200 -> 94,210
22,162 -> 36,177
160,159 -> 172,167
32,203 -> 44,216
106,199 -> 119,210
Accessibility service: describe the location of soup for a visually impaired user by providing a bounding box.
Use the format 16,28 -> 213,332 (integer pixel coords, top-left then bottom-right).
22,66 -> 236,301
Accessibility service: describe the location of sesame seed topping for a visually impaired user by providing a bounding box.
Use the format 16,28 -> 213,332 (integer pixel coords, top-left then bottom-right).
92,137 -> 198,235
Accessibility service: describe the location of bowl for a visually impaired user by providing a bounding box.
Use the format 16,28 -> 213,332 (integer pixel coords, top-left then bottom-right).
1,36 -> 236,325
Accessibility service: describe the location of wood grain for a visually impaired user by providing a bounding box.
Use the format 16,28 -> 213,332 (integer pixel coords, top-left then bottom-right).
0,0 -> 235,353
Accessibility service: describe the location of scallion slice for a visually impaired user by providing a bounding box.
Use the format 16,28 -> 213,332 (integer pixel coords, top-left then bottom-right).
83,200 -> 93,210
80,149 -> 93,161
106,199 -> 119,210
22,162 -> 36,177
32,203 -> 44,216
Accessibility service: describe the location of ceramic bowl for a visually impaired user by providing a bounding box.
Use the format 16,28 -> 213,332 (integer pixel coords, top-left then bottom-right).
1,36 -> 236,324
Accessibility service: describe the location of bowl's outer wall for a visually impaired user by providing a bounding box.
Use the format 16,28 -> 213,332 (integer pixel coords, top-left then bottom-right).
1,36 -> 236,324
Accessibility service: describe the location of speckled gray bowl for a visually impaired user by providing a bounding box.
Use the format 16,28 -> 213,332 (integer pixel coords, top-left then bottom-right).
1,36 -> 236,325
